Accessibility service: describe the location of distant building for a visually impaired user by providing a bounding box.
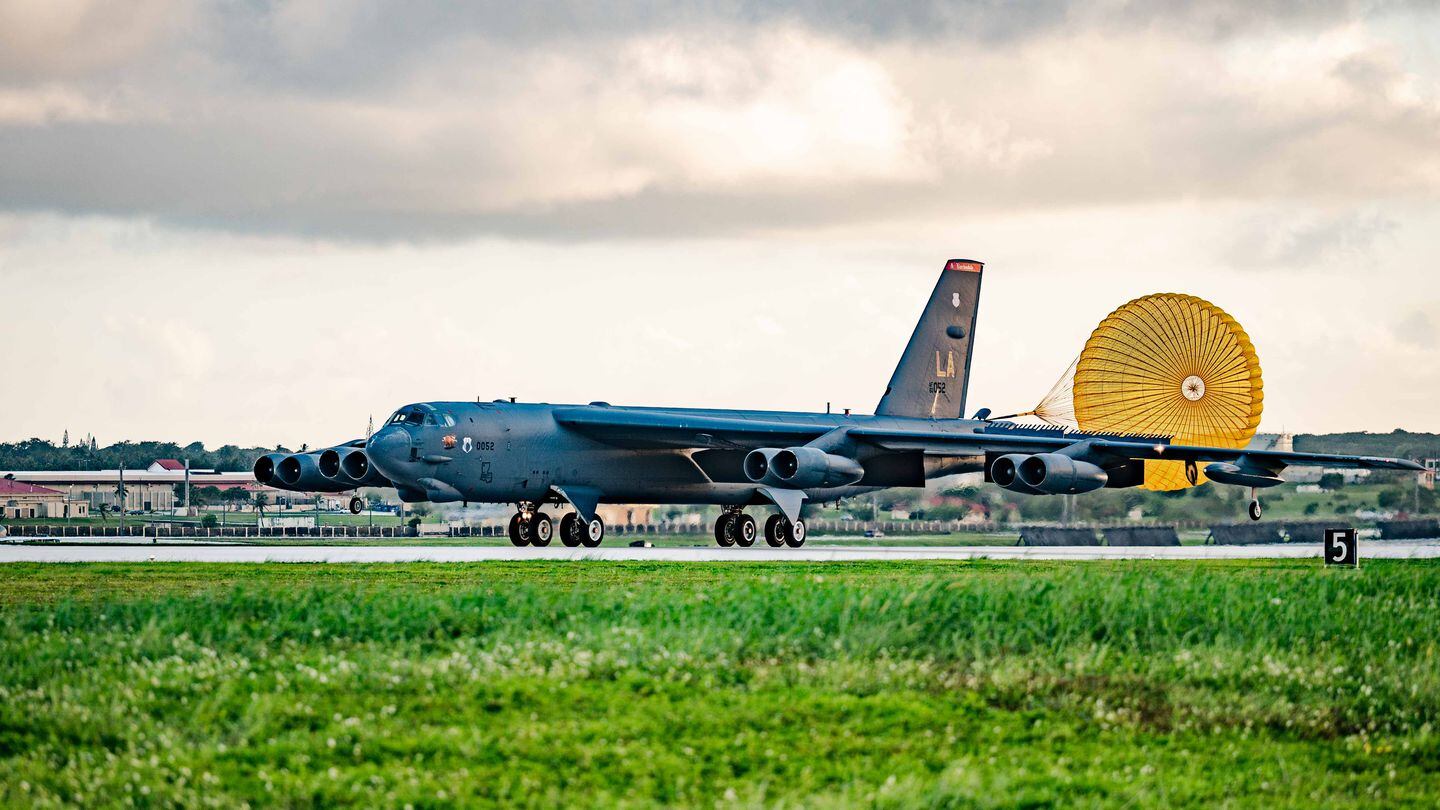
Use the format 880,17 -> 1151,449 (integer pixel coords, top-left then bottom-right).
1422,459 -> 1438,491
596,505 -> 655,526
0,478 -> 88,519
0,460 -> 286,513
1246,432 -> 1294,452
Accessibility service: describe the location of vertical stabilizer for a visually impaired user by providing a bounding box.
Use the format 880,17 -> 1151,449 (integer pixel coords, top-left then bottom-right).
875,258 -> 983,419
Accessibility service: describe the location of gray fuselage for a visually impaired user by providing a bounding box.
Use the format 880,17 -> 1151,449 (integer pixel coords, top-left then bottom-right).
365,401 -> 985,508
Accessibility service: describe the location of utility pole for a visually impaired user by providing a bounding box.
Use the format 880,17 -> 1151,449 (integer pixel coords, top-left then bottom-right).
118,464 -> 125,535
183,458 -> 191,516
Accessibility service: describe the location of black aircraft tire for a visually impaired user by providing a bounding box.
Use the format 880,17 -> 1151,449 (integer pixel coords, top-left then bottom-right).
734,514 -> 757,547
764,515 -> 785,547
783,518 -> 807,548
715,514 -> 736,547
530,512 -> 553,546
559,513 -> 582,547
1248,500 -> 1263,522
348,496 -> 363,515
581,517 -> 605,548
508,513 -> 530,547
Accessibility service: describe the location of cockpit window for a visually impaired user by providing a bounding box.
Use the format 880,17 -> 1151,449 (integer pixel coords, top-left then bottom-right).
389,409 -> 425,425
389,406 -> 452,427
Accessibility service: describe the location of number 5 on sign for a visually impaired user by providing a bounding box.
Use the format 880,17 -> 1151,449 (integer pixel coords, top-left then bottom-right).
1324,528 -> 1358,568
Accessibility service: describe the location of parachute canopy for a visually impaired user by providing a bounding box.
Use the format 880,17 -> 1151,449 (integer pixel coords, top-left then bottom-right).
1011,293 -> 1264,491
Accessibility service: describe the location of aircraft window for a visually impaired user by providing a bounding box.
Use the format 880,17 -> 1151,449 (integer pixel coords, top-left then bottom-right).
405,411 -> 425,425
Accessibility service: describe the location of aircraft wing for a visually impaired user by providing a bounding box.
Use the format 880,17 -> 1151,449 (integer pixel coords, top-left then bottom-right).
553,408 -> 1423,472
553,407 -> 830,450
848,427 -> 1426,471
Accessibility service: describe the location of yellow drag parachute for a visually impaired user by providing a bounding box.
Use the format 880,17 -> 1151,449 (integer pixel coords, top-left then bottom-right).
1074,294 -> 1263,490
1011,294 -> 1264,491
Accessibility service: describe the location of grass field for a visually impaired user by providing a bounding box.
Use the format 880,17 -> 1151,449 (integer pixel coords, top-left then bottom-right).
1,560 -> 1438,807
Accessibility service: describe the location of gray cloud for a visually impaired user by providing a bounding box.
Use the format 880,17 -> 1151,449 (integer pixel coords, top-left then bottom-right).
0,0 -> 1437,242
1393,310 -> 1435,348
1224,209 -> 1400,269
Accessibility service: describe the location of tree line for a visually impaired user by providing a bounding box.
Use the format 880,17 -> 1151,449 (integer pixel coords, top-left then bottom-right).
0,439 -> 276,472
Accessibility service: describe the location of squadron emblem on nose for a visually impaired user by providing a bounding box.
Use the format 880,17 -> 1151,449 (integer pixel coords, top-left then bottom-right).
442,434 -> 457,449
462,437 -> 473,453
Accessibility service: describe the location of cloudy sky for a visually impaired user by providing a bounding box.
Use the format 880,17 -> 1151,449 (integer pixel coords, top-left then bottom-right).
1,0 -> 1437,447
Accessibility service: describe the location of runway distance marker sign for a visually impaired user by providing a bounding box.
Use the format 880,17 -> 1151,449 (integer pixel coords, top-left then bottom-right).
1324,528 -> 1359,568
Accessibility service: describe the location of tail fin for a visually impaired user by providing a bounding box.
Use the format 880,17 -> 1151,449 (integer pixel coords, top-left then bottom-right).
875,258 -> 983,419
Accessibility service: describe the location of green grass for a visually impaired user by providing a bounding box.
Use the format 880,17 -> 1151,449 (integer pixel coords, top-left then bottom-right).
1,560 -> 1438,807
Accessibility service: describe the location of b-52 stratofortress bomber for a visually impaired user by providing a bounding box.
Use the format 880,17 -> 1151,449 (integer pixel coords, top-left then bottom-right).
254,259 -> 1423,548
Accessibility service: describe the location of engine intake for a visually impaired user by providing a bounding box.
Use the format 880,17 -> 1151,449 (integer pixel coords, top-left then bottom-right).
989,453 -> 1044,494
252,452 -> 285,486
743,446 -> 864,489
273,452 -> 353,493
1016,453 -> 1108,495
339,448 -> 390,487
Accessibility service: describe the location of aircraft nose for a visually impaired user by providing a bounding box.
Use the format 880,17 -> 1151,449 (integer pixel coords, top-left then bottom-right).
366,425 -> 412,479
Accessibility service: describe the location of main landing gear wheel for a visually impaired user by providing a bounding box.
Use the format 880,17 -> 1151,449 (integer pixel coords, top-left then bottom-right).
530,512 -> 553,546
783,518 -> 807,548
580,516 -> 605,548
507,513 -> 531,547
348,496 -> 364,515
714,513 -> 737,548
560,513 -> 583,547
1248,499 -> 1263,521
764,515 -> 786,547
734,514 -> 757,547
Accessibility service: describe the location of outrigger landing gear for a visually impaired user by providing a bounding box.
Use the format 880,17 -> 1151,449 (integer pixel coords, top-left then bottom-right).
1248,487 -> 1263,521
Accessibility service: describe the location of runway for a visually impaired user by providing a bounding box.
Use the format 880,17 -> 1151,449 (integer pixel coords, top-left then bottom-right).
2,541 -> 1439,563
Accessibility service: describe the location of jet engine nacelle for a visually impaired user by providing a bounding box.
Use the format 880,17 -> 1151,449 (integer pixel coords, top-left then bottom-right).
252,452 -> 286,486
320,447 -> 390,487
1204,462 -> 1284,489
273,452 -> 353,493
744,447 -> 864,489
988,453 -> 1044,494
1017,453 -> 1109,495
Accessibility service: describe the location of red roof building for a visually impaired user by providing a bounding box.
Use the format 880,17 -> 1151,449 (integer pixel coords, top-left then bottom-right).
0,478 -> 61,496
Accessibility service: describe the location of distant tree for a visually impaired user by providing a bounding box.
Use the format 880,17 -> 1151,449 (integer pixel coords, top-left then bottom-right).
1318,473 -> 1344,491
187,485 -> 222,507
1304,502 -> 1320,516
61,430 -> 68,448
200,514 -> 218,529
1377,487 -> 1407,510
